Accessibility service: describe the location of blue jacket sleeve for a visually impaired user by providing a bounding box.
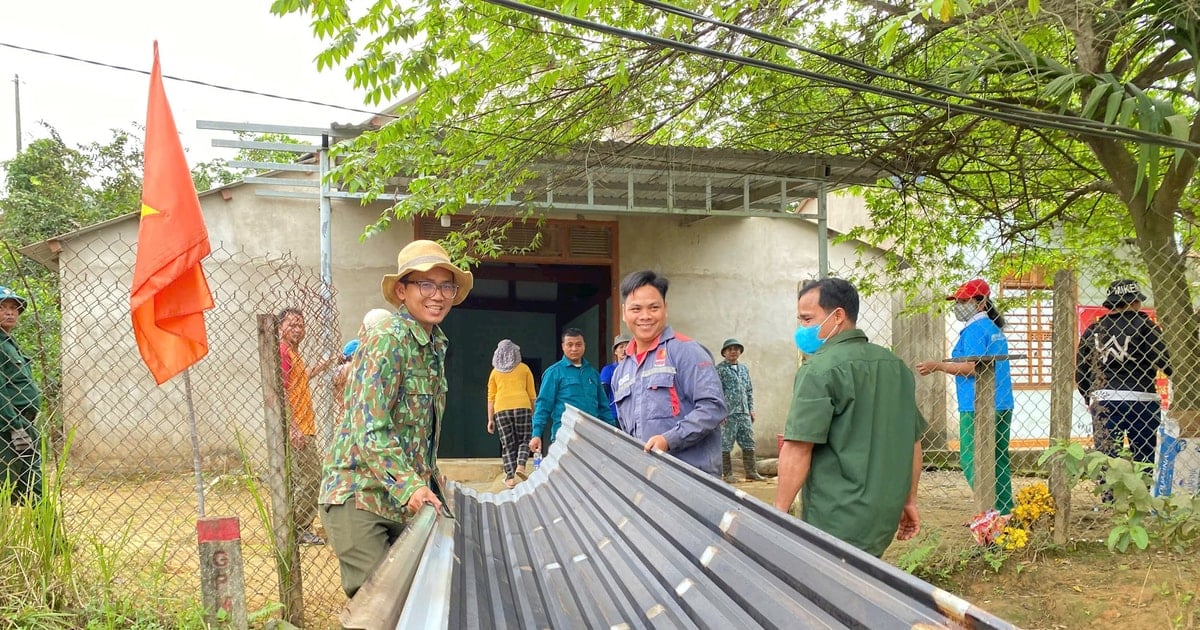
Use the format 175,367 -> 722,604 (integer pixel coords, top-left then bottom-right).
661,342 -> 727,450
532,366 -> 557,435
594,369 -> 615,426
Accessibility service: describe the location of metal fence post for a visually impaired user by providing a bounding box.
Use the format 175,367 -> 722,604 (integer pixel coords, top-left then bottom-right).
257,314 -> 305,626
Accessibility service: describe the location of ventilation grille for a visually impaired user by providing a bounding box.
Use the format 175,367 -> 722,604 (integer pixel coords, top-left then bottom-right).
506,224 -> 542,251
568,226 -> 612,258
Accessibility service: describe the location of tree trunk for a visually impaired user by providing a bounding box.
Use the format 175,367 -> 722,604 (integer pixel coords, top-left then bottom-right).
1134,206 -> 1200,432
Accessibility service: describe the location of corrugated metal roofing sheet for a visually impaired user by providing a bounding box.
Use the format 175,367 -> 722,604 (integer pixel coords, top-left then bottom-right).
344,406 -> 1014,630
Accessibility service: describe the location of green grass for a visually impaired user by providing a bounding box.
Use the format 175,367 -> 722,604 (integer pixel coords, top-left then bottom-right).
0,435 -> 211,629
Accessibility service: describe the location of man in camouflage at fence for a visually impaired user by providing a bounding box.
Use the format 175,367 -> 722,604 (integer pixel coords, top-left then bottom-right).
774,278 -> 924,557
717,338 -> 765,483
278,307 -> 338,546
319,240 -> 473,599
0,286 -> 42,504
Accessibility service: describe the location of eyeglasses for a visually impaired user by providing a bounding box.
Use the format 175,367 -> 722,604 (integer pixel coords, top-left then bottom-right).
402,280 -> 461,299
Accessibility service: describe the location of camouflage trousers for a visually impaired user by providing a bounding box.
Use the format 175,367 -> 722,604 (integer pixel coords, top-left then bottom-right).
721,413 -> 755,453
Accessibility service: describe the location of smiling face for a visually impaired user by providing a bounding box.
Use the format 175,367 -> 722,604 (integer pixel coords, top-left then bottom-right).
0,300 -> 20,334
395,266 -> 455,333
623,284 -> 668,347
562,335 -> 586,364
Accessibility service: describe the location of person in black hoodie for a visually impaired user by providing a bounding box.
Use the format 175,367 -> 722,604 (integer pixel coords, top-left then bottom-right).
1076,279 -> 1172,465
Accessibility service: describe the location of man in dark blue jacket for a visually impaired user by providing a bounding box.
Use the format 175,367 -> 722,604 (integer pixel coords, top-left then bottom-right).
611,271 -> 727,476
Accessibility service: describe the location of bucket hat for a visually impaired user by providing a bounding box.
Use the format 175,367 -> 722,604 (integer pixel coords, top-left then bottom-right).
1103,279 -> 1146,309
381,240 -> 474,307
612,333 -> 632,351
947,278 -> 990,301
0,286 -> 27,313
721,338 -> 744,353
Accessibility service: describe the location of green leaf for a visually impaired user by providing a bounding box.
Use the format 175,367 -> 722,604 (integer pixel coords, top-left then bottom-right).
1130,526 -> 1150,549
875,18 -> 902,59
1081,83 -> 1110,119
1104,91 -> 1125,125
1106,526 -> 1125,551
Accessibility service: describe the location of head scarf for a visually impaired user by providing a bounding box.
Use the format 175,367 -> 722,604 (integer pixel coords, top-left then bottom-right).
492,339 -> 521,372
362,308 -> 393,331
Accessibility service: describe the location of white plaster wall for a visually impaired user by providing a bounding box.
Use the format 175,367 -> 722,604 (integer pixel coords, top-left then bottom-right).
206,185 -> 412,341
57,186 -> 415,474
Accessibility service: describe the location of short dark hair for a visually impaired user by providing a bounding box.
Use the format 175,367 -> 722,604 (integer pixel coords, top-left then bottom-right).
277,307 -> 304,325
620,270 -> 669,300
561,327 -> 585,341
797,277 -> 859,322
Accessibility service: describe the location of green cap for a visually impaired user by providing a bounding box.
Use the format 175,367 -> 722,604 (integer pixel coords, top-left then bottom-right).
0,286 -> 27,313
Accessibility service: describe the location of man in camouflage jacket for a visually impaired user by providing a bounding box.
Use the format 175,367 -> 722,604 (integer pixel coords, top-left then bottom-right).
319,241 -> 473,598
717,338 -> 764,482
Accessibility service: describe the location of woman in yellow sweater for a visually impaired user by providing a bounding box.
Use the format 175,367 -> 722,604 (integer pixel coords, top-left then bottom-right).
487,339 -> 537,488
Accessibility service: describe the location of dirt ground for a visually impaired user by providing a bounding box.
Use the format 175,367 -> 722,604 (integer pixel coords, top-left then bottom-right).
734,471 -> 1200,630
57,469 -> 1199,629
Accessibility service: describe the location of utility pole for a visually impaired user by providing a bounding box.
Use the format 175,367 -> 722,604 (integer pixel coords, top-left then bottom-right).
13,74 -> 21,153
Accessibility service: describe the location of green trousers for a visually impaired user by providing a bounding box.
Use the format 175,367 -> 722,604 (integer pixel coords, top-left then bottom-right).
320,502 -> 407,598
959,410 -> 1014,514
1,418 -> 42,504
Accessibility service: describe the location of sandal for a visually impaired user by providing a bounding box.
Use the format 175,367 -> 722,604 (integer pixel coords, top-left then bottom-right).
504,477 -> 516,489
514,468 -> 529,481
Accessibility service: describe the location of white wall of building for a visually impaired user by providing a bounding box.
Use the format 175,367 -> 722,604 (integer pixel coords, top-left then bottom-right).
52,184 -> 893,470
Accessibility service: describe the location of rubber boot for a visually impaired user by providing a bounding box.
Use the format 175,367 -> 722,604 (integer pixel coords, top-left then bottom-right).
721,452 -> 737,483
743,450 -> 766,481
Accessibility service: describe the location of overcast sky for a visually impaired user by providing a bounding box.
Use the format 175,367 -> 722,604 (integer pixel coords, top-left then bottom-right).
0,0 -> 379,168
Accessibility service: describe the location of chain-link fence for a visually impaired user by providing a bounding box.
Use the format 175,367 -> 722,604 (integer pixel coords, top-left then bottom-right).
833,243 -> 1195,551
7,238 -> 347,626
7,226 -> 1196,624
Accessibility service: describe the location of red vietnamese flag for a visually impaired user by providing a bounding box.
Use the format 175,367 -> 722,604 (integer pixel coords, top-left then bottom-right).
130,42 -> 214,385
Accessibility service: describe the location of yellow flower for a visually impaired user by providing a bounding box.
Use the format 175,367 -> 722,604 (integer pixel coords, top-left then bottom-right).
999,526 -> 1028,550
1013,483 -> 1056,527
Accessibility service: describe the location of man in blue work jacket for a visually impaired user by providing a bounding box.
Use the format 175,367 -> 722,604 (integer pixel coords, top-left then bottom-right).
529,327 -> 614,455
611,271 -> 727,476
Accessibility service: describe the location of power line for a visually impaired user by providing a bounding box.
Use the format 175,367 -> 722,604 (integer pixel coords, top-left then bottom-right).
633,0 -> 1150,138
479,0 -> 1200,152
0,41 -> 388,119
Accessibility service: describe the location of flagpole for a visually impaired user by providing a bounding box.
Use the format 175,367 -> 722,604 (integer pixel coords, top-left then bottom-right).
184,367 -> 206,518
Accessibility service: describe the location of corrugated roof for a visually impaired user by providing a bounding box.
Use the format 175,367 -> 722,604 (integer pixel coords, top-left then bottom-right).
343,407 -> 1013,630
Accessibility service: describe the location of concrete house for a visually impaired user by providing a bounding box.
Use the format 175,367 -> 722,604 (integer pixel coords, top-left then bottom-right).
23,141 -> 909,472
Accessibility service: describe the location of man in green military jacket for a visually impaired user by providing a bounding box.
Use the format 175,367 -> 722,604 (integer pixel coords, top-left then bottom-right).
319,241 -> 473,598
774,278 -> 924,558
0,286 -> 42,504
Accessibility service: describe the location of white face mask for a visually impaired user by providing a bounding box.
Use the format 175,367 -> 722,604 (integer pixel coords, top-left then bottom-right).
952,302 -> 978,322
